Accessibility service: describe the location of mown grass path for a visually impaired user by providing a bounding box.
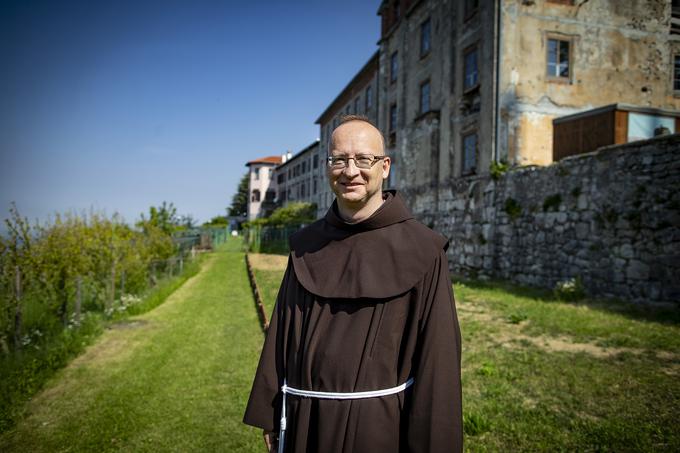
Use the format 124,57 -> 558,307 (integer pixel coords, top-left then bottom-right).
0,241 -> 263,452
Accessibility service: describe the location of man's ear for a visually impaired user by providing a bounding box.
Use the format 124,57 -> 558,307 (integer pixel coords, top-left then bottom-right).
382,156 -> 391,180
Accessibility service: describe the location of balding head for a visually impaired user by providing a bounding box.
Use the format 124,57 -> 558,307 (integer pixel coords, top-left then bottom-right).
330,115 -> 385,154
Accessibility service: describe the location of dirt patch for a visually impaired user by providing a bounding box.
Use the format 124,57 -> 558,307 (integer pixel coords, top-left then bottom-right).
109,320 -> 148,330
248,253 -> 288,271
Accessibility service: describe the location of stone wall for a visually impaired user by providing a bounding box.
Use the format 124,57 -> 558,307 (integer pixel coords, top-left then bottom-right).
425,134 -> 680,304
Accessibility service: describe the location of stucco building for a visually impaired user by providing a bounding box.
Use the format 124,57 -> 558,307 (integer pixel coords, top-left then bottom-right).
245,156 -> 281,221
275,141 -> 320,207
377,0 -> 680,214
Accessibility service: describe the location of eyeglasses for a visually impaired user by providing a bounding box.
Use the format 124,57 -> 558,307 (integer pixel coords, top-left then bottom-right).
327,154 -> 386,169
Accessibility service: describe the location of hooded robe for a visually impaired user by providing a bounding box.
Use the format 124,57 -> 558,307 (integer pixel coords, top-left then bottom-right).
244,190 -> 462,453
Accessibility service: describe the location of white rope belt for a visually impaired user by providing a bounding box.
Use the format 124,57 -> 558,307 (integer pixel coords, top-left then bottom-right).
277,378 -> 414,453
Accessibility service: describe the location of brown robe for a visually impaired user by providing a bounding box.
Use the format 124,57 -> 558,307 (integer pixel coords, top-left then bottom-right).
244,191 -> 462,452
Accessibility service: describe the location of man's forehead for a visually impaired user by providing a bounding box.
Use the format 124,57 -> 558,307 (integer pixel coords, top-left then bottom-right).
331,121 -> 383,149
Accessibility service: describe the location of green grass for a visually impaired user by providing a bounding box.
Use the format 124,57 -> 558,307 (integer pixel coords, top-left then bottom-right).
0,253 -> 206,435
252,268 -> 283,320
253,267 -> 680,451
0,240 -> 263,452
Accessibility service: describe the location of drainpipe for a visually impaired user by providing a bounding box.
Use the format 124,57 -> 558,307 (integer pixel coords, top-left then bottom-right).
493,0 -> 503,164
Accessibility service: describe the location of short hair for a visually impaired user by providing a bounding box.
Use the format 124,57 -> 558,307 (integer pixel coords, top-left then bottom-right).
331,114 -> 386,153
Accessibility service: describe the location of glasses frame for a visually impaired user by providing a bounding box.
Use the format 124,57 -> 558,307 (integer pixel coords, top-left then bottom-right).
327,154 -> 386,170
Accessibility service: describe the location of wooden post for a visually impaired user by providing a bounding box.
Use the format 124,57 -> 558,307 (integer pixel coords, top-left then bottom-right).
75,275 -> 82,324
14,266 -> 23,351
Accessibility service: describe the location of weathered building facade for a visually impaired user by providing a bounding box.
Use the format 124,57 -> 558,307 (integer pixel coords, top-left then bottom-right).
377,0 -> 680,216
315,52 -> 380,216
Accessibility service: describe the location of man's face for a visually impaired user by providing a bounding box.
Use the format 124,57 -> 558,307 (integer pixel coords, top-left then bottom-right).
327,120 -> 390,207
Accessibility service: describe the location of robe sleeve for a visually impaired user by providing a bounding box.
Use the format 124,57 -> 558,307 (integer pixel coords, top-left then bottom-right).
242,261 -> 291,432
408,250 -> 463,453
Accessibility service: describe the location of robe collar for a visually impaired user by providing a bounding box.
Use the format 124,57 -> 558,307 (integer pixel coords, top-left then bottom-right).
289,190 -> 448,299
324,190 -> 413,232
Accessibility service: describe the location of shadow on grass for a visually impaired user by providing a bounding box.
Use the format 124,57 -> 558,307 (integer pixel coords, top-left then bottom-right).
454,276 -> 680,326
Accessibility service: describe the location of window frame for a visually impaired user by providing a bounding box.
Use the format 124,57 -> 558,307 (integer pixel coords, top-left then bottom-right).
365,85 -> 373,110
463,45 -> 479,92
419,79 -> 431,115
462,130 -> 478,175
420,18 -> 431,58
546,35 -> 573,83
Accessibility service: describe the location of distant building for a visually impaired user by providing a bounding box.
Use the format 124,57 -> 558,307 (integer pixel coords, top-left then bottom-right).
377,0 -> 680,213
315,51 -> 380,216
275,141 -> 320,207
245,155 -> 281,221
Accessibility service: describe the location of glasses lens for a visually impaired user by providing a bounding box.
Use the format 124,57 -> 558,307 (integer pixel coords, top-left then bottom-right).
355,155 -> 374,168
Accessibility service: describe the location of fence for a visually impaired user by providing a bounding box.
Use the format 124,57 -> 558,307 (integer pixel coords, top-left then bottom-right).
244,224 -> 303,254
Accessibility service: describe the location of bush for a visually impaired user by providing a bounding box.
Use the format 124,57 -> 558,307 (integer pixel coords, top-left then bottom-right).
553,277 -> 586,301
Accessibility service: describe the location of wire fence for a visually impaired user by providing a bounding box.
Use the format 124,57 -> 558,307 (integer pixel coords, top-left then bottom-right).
244,224 -> 304,254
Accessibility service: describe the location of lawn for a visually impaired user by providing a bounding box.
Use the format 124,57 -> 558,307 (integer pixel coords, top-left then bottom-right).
0,240 -> 264,452
248,253 -> 680,451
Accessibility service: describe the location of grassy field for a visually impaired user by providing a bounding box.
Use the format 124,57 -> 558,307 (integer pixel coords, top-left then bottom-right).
248,253 -> 680,452
0,240 -> 263,452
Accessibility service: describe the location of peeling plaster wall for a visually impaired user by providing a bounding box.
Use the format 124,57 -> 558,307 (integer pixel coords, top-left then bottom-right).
499,0 -> 680,166
432,134 -> 680,305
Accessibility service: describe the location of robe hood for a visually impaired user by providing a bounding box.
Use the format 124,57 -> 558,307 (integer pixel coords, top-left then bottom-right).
289,190 -> 448,299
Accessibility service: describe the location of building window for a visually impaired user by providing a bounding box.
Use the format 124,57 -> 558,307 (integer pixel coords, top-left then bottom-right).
464,46 -> 479,90
547,38 -> 571,80
420,18 -> 431,57
354,96 -> 361,113
673,0 -> 680,35
301,183 -> 306,198
365,85 -> 373,109
389,103 -> 397,132
390,51 -> 398,83
277,173 -> 285,184
462,132 -> 477,174
464,0 -> 479,19
253,167 -> 259,180
313,154 -> 319,169
674,55 -> 680,92
313,178 -> 317,193
265,190 -> 275,202
302,161 -> 307,174
251,189 -> 261,202
420,80 -> 431,114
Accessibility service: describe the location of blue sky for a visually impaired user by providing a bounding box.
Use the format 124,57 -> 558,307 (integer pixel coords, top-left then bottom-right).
0,0 -> 381,227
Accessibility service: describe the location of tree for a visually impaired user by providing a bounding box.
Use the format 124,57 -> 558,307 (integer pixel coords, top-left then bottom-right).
203,215 -> 228,227
136,202 -> 179,235
228,173 -> 249,217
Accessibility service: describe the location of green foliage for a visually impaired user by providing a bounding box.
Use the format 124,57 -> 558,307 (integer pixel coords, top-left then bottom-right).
248,202 -> 317,227
503,198 -> 522,220
202,215 -> 229,227
507,312 -> 528,324
136,201 -> 181,235
490,160 -> 509,181
464,413 -> 491,436
542,194 -> 562,212
228,173 -> 250,217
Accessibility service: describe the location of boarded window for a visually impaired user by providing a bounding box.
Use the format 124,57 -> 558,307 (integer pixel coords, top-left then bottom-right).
674,55 -> 680,91
672,0 -> 680,35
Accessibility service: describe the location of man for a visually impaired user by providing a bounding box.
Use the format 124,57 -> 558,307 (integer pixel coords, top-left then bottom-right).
244,116 -> 462,452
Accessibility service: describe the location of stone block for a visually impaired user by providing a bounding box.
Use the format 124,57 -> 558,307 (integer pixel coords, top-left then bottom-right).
627,260 -> 650,280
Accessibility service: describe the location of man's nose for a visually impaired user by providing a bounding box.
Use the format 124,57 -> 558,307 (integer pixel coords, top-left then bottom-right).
342,158 -> 360,177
